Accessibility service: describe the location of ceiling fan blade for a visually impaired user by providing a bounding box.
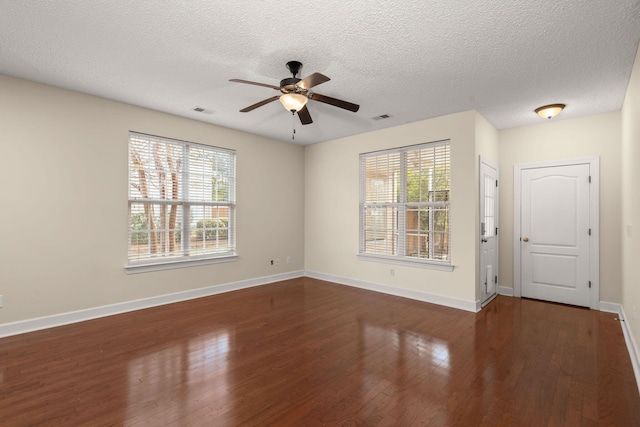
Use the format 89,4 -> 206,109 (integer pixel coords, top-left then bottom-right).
297,105 -> 313,125
239,96 -> 280,112
309,93 -> 360,112
229,79 -> 281,90
297,73 -> 330,90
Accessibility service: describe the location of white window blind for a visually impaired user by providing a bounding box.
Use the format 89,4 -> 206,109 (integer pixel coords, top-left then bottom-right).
128,132 -> 235,266
359,140 -> 451,266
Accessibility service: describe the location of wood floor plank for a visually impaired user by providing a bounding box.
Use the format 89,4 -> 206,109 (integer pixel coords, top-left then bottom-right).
0,277 -> 638,426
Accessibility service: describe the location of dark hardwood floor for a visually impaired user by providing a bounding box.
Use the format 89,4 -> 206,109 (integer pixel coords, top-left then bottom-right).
0,277 -> 638,426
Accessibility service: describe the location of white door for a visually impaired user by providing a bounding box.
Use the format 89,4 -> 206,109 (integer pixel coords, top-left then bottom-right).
480,159 -> 498,305
520,164 -> 591,307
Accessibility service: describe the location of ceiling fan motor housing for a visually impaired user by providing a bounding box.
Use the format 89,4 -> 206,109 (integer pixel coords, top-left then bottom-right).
280,77 -> 303,94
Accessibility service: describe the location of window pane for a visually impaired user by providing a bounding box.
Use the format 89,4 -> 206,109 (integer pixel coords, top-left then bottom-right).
364,153 -> 400,203
433,208 -> 448,232
406,207 -> 429,258
406,233 -> 428,258
128,203 -> 183,261
363,206 -> 397,255
406,150 -> 429,203
483,175 -> 495,237
432,231 -> 449,261
189,205 -> 231,255
188,147 -> 234,203
129,137 -> 183,201
406,207 -> 431,232
405,146 -> 450,203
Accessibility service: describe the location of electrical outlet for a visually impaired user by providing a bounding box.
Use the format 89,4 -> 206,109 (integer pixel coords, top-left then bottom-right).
270,260 -> 274,265
286,256 -> 291,264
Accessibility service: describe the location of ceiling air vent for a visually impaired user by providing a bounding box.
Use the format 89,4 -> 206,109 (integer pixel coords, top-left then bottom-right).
193,107 -> 215,114
372,114 -> 391,120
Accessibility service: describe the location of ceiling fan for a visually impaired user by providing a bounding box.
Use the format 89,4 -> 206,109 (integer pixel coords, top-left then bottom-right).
229,61 -> 359,125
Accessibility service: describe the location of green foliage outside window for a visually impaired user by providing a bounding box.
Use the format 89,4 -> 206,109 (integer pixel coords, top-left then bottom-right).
195,218 -> 229,240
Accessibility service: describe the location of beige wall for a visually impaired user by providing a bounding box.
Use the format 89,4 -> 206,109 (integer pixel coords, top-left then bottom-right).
304,111 -> 480,304
621,47 -> 640,347
0,74 -> 305,324
1,66 -> 633,328
497,112 -> 622,303
475,113 -> 499,165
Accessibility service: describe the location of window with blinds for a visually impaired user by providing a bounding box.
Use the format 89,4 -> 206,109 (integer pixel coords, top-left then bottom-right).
128,132 -> 236,266
359,140 -> 451,266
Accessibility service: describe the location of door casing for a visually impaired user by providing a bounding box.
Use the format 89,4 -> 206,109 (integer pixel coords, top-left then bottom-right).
479,157 -> 499,306
513,157 -> 600,309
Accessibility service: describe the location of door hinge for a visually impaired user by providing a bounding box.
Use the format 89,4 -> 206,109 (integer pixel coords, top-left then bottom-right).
496,179 -> 498,187
589,280 -> 592,288
589,175 -> 591,183
495,276 -> 498,284
589,228 -> 591,236
496,227 -> 498,235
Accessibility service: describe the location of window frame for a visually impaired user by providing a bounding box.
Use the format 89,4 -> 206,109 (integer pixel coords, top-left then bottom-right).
358,139 -> 453,271
126,132 -> 237,274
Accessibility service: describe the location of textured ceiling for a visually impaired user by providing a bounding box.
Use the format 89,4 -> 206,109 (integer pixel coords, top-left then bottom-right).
1,1 -> 639,145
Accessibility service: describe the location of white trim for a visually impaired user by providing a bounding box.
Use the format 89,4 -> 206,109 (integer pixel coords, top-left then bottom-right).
305,270 -> 478,312
125,255 -> 238,274
481,293 -> 497,308
498,286 -> 514,297
619,306 -> 640,394
479,156 -> 499,304
356,254 -> 454,272
513,156 -> 600,309
0,270 -> 304,339
599,301 -> 622,314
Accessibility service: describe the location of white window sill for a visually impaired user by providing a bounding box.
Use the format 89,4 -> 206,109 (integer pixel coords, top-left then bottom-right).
125,255 -> 238,274
357,254 -> 454,272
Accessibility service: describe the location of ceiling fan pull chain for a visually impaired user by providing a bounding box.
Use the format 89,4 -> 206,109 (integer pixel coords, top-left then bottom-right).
292,110 -> 296,140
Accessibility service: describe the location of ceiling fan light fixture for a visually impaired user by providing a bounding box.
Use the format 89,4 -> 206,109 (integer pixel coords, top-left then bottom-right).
535,103 -> 565,119
279,93 -> 308,112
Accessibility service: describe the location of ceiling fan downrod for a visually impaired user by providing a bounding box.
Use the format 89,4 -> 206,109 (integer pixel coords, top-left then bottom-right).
286,61 -> 303,78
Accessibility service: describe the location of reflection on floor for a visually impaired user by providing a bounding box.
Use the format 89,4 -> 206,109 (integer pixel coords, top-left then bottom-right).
0,277 -> 638,425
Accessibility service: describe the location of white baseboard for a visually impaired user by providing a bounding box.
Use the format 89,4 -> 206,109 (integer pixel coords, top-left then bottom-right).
598,301 -> 621,314
595,302 -> 640,394
305,270 -> 478,312
498,286 -> 514,296
0,270 -> 304,339
619,306 -> 640,395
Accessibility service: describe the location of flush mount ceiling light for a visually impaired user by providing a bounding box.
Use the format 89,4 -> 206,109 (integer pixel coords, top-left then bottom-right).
535,104 -> 565,119
279,93 -> 308,112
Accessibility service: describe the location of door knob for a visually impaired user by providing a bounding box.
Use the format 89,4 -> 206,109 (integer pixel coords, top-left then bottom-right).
522,237 -> 529,242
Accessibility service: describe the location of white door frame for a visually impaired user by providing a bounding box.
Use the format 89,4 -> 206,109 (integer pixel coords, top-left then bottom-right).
479,156 -> 499,306
513,157 -> 600,309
